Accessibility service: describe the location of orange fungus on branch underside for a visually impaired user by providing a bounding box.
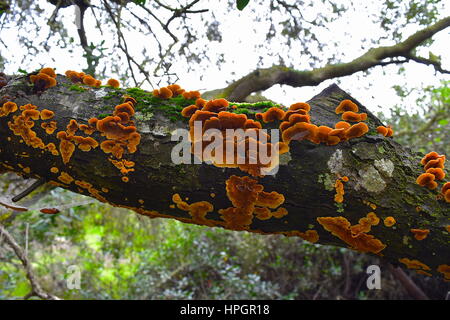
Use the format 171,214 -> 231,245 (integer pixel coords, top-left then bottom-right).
57,171 -> 74,184
317,216 -> 386,254
219,175 -> 286,231
399,258 -> 431,271
172,193 -> 216,226
282,230 -> 319,243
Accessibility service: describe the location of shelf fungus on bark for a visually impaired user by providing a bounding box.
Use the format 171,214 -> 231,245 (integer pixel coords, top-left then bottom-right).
383,216 -> 396,227
410,228 -> 430,241
376,125 -> 394,137
341,111 -> 367,122
30,67 -> 57,91
335,99 -> 358,114
317,216 -> 386,254
106,78 -> 120,88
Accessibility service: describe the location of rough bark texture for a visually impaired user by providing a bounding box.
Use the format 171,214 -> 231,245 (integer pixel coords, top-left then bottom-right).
0,74 -> 449,280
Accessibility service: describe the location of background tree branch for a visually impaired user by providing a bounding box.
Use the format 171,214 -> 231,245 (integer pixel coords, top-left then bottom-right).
0,224 -> 61,300
213,16 -> 450,101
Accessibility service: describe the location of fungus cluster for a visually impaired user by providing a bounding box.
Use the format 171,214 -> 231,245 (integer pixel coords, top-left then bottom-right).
376,125 -> 394,137
5,103 -> 59,156
317,216 -> 386,254
182,95 -> 287,176
153,84 -> 190,99
30,67 -> 57,91
65,70 -> 101,87
95,97 -> 141,164
334,176 -> 348,203
416,152 -> 447,197
172,194 -> 216,226
217,175 -> 287,230
280,101 -> 368,146
56,124 -> 99,164
349,212 -> 380,237
399,258 -> 432,276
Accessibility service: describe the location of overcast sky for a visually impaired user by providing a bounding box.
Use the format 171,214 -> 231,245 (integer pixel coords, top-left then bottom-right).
1,0 -> 449,116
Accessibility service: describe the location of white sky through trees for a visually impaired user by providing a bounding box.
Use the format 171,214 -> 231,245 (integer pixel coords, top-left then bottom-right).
1,0 -> 449,116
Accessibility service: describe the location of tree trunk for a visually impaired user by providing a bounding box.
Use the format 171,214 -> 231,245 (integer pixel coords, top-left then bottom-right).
0,74 -> 448,280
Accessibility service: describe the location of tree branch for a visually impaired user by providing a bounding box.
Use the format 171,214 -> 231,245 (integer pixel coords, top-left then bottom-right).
218,16 -> 450,101
0,76 -> 449,281
0,224 -> 61,300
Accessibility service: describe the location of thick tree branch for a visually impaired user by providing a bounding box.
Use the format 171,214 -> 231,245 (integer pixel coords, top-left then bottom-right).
0,75 -> 449,281
218,16 -> 450,101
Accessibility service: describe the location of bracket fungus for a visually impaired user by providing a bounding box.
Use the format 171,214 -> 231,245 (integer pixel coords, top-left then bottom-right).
335,99 -> 358,114
30,67 -> 57,90
341,111 -> 367,122
410,228 -> 430,241
383,216 -> 396,227
317,216 -> 386,254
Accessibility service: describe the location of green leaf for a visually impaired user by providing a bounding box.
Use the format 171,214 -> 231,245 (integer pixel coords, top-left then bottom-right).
438,119 -> 448,126
237,0 -> 250,10
12,281 -> 31,297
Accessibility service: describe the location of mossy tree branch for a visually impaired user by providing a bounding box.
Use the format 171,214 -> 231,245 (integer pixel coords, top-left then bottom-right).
214,16 -> 450,101
0,74 -> 448,280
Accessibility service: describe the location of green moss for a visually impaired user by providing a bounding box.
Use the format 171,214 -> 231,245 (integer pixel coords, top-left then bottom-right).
335,202 -> 345,213
97,113 -> 112,119
318,173 -> 334,191
230,101 -> 281,111
69,84 -> 87,92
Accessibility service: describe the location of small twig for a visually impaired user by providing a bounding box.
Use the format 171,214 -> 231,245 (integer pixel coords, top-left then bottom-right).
12,178 -> 46,202
0,224 -> 61,300
405,53 -> 450,74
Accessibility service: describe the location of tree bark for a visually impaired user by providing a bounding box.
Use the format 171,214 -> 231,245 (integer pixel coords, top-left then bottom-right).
0,74 -> 449,280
